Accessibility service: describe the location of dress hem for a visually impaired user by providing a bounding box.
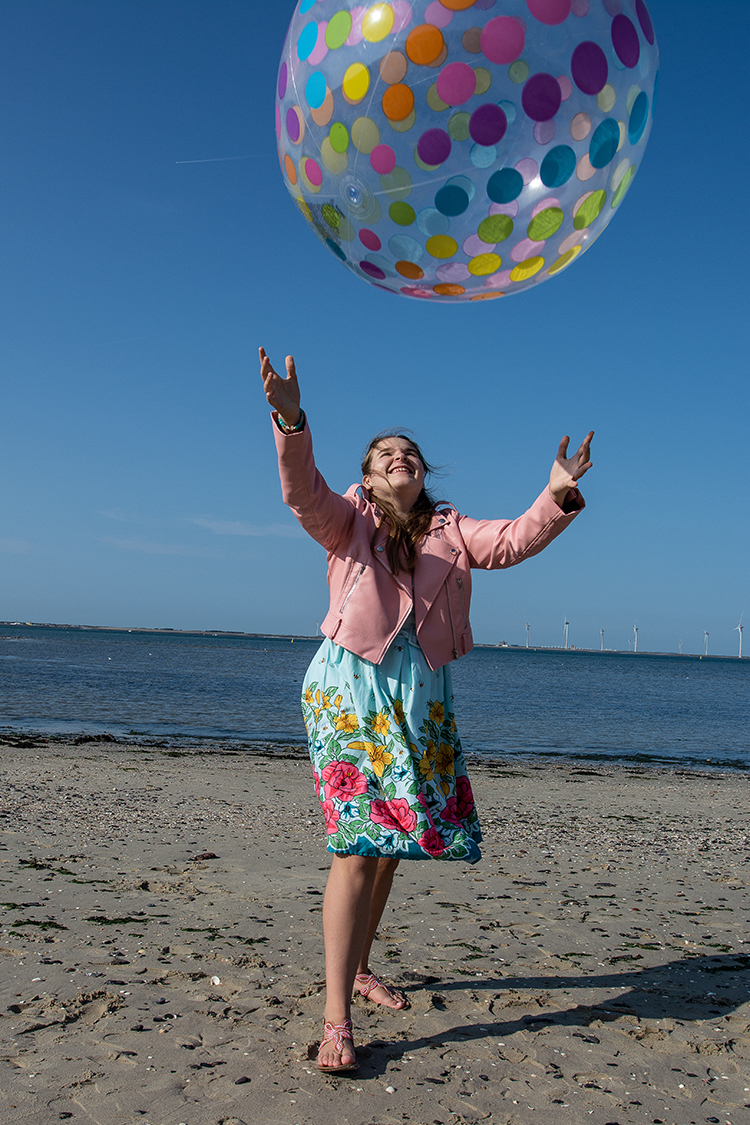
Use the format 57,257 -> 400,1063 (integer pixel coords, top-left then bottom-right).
326,842 -> 482,865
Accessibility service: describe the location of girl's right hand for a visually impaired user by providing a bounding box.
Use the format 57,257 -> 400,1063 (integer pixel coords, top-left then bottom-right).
259,347 -> 302,427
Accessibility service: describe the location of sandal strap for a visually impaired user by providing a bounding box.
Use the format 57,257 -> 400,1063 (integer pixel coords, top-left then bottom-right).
320,1018 -> 354,1053
355,972 -> 402,1002
354,972 -> 382,999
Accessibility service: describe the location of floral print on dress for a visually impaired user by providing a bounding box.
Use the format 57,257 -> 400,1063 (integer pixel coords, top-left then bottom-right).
302,635 -> 482,863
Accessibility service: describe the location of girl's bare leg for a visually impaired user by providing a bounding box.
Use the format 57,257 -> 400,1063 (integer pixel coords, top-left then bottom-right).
319,854 -> 379,1069
354,857 -> 408,1009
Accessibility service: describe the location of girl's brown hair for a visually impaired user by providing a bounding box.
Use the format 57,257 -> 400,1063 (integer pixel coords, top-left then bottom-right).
361,431 -> 445,575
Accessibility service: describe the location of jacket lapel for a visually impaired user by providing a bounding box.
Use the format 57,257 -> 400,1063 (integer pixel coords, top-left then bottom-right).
369,506 -> 459,603
413,513 -> 460,615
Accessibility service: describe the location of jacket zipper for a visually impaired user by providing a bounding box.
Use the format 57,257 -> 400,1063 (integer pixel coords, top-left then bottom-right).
445,579 -> 459,659
457,576 -> 468,628
339,563 -> 366,614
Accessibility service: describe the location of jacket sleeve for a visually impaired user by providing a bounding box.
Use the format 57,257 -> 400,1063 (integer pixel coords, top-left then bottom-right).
458,486 -> 585,570
273,414 -> 356,551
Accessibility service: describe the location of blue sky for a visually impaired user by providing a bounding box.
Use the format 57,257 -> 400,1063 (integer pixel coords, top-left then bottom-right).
0,0 -> 747,656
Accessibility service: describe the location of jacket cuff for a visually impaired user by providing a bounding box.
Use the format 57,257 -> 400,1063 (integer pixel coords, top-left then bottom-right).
559,487 -> 584,515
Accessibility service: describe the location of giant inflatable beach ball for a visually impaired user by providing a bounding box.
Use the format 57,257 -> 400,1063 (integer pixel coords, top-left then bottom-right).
276,0 -> 658,302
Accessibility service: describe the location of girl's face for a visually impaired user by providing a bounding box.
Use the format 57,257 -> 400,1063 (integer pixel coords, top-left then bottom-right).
363,437 -> 425,511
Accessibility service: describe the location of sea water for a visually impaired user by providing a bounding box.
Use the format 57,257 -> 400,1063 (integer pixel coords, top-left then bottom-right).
1,625 -> 748,771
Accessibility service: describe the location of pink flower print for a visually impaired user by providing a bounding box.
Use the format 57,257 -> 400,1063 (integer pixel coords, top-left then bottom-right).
321,799 -> 340,835
418,827 -> 446,856
370,798 -> 417,834
456,775 -> 475,819
440,796 -> 461,825
321,760 -> 368,801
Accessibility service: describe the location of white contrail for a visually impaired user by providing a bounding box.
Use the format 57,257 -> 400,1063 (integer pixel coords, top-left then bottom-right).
175,155 -> 255,164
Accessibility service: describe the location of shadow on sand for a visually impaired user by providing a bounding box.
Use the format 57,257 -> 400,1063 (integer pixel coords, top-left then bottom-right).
351,952 -> 749,1077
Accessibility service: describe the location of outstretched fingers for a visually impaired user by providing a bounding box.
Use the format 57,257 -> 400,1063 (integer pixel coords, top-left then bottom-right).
259,346 -> 276,387
258,346 -> 301,422
573,430 -> 595,480
283,354 -> 300,397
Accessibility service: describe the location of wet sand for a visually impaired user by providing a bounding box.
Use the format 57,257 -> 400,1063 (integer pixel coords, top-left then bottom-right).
1,735 -> 749,1125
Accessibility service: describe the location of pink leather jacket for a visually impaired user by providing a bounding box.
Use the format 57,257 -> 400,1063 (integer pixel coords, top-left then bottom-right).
274,417 -> 585,671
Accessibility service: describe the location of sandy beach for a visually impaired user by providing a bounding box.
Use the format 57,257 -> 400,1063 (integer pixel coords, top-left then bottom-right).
1,735 -> 748,1125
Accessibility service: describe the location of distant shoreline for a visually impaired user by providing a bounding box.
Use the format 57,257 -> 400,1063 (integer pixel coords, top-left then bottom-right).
1,620 -> 745,662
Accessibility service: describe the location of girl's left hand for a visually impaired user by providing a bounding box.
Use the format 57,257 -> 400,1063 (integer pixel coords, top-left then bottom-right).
259,346 -> 302,427
549,431 -> 594,506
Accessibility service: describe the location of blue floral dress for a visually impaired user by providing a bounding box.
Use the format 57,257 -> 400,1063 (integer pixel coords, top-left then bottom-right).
301,620 -> 482,864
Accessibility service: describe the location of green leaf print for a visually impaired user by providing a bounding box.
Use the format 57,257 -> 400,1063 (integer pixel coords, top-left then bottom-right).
337,819 -> 357,843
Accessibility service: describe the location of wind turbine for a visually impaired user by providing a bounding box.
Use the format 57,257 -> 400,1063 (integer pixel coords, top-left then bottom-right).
525,620 -> 530,648
564,617 -> 569,650
735,615 -> 743,658
600,627 -> 604,652
633,621 -> 638,654
704,630 -> 709,656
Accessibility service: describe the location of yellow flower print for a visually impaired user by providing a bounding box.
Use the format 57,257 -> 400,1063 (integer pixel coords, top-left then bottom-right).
335,711 -> 359,733
347,740 -> 393,778
334,694 -> 343,710
368,745 -> 394,777
304,688 -> 315,705
434,741 -> 455,777
429,701 -> 445,725
393,699 -> 405,727
371,710 -> 391,736
418,739 -> 437,781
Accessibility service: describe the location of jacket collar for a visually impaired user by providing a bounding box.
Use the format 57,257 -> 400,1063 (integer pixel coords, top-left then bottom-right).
345,483 -> 455,525
429,506 -> 456,530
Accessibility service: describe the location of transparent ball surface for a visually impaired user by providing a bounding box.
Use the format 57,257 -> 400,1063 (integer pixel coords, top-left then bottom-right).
276,0 -> 658,302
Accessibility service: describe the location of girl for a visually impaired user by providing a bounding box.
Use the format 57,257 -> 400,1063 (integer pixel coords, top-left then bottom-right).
259,346 -> 593,1073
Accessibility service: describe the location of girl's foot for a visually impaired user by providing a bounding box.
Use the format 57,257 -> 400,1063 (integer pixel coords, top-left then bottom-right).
317,1018 -> 358,1073
354,972 -> 410,1010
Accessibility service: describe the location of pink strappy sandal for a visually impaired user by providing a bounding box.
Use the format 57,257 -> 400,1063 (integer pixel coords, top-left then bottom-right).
354,972 -> 410,1009
317,1018 -> 358,1073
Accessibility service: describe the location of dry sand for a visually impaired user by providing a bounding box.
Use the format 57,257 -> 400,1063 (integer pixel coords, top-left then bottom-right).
1,735 -> 748,1125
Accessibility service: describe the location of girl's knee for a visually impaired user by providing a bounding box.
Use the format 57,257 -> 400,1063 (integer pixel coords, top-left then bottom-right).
330,854 -> 380,877
378,856 -> 400,872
